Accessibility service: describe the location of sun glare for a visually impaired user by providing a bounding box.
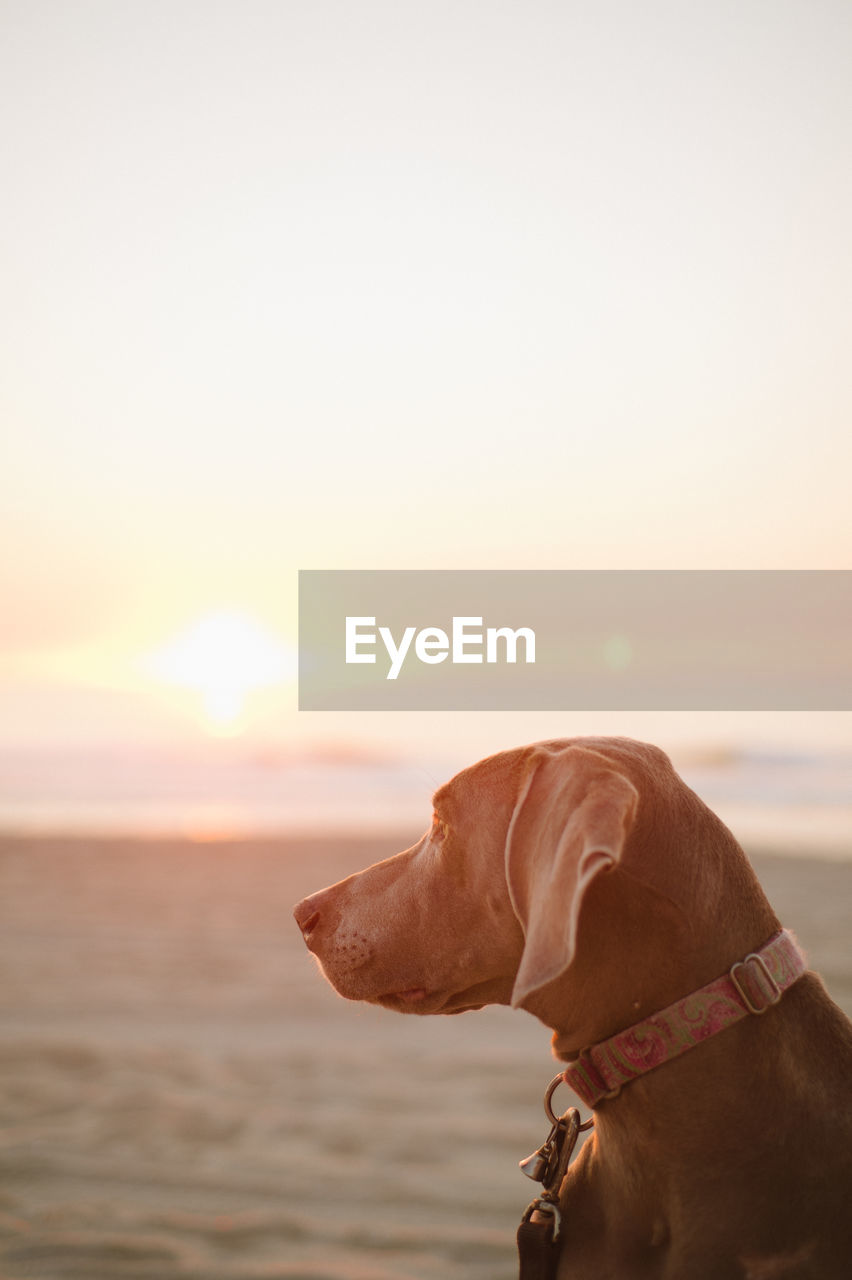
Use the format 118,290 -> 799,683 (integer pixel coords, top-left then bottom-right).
142,612 -> 294,733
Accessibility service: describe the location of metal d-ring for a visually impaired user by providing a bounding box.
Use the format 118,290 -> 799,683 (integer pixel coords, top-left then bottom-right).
544,1072 -> 595,1132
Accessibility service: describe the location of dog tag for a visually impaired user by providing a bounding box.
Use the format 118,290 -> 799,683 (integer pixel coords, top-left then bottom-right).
520,1121 -> 560,1183
519,1145 -> 551,1182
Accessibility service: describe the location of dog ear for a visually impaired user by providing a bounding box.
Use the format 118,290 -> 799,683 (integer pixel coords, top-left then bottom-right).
506,746 -> 639,1008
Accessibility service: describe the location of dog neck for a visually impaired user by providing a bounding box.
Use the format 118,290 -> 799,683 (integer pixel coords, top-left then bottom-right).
555,930 -> 805,1107
525,856 -> 784,1060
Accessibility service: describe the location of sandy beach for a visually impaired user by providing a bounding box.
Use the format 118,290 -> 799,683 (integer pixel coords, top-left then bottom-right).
1,833 -> 850,1280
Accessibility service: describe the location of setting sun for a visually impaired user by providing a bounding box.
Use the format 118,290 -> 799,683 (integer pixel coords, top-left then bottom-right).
141,612 -> 295,733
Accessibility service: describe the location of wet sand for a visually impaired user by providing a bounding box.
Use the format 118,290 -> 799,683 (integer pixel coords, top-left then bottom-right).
1,834 -> 850,1279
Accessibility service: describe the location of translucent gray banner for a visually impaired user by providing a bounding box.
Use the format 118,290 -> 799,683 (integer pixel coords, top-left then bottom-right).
298,570 -> 852,710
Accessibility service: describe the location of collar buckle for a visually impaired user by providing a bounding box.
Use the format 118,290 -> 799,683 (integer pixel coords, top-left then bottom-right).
729,951 -> 782,1015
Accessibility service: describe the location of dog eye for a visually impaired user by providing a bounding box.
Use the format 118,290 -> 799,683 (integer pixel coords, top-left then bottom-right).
431,814 -> 447,843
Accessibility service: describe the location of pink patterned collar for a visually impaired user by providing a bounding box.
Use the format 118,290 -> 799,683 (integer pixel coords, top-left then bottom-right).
562,930 -> 807,1109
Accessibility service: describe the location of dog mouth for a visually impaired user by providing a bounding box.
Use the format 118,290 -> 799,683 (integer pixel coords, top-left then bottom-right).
373,985 -> 485,1016
374,987 -> 436,1011
394,987 -> 429,1003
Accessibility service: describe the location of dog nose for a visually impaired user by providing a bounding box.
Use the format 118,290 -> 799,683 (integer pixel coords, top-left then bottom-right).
293,897 -> 322,943
296,908 -> 320,936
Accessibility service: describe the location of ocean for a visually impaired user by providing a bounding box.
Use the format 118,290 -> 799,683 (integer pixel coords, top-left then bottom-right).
0,743 -> 850,856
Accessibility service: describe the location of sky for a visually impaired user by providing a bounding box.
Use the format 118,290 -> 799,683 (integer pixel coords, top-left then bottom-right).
2,0 -> 851,761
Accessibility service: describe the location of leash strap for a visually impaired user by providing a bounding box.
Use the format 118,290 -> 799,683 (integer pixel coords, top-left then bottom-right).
562,929 -> 806,1108
517,1215 -> 562,1280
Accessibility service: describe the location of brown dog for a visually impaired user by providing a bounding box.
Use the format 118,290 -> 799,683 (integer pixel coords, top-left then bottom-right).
293,738 -> 852,1278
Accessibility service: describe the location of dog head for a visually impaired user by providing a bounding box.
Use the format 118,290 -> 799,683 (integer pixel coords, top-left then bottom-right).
293,738 -> 651,1014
